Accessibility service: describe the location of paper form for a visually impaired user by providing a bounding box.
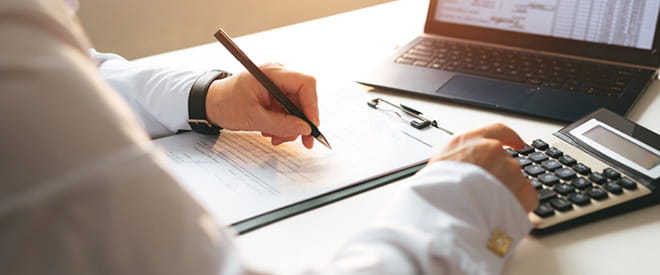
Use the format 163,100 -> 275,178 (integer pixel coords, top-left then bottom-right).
153,88 -> 452,225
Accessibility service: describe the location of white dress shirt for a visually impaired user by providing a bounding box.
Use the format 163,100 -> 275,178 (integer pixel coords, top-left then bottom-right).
0,0 -> 532,274
92,49 -> 198,138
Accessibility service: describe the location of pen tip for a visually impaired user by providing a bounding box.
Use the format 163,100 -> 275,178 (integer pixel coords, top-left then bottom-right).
316,134 -> 332,150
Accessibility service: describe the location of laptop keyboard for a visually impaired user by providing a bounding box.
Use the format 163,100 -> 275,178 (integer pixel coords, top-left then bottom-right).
396,38 -> 642,98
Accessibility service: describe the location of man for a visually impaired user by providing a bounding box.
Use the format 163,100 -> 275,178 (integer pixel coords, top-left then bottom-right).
0,0 -> 537,274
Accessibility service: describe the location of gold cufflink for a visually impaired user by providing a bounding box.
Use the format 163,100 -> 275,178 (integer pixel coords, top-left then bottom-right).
487,229 -> 512,257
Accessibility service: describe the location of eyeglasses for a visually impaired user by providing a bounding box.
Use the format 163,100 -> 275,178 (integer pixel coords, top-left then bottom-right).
367,98 -> 453,135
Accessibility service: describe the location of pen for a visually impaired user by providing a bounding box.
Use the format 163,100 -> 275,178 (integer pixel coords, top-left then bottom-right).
214,28 -> 332,149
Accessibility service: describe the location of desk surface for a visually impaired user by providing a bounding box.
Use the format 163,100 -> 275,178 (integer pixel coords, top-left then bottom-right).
137,0 -> 660,274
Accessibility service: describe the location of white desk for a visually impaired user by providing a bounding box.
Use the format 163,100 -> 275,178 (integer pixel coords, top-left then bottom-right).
137,0 -> 660,274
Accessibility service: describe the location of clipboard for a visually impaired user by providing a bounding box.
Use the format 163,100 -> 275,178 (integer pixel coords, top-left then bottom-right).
232,161 -> 426,234
153,89 -> 453,235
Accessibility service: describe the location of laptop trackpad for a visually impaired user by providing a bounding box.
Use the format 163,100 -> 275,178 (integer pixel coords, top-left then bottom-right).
437,75 -> 532,108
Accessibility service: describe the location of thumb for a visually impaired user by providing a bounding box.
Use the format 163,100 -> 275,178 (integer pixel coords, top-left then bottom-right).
257,109 -> 311,138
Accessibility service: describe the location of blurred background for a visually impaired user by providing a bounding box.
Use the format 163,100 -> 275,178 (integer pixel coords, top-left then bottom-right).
78,0 -> 393,59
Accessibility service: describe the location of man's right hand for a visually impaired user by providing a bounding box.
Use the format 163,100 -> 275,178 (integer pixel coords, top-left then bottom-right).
204,63 -> 319,149
429,123 -> 539,213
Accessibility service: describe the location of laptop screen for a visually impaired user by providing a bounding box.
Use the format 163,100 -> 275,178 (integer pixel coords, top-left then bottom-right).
435,0 -> 660,50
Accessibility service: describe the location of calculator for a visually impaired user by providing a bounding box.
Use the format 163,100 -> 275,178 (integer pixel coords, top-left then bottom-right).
508,108 -> 660,234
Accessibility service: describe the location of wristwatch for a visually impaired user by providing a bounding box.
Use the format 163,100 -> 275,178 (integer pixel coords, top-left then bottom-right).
187,70 -> 231,134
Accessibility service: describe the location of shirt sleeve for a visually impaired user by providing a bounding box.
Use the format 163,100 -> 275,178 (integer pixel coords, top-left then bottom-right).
304,161 -> 533,275
90,49 -> 200,138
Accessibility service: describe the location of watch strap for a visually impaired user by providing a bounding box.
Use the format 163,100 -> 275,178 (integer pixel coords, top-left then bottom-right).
187,70 -> 231,134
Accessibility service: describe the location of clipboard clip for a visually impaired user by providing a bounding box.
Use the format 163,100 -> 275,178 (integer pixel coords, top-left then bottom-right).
367,98 -> 453,135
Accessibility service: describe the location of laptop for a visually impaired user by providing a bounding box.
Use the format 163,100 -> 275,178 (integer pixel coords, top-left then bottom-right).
357,0 -> 660,122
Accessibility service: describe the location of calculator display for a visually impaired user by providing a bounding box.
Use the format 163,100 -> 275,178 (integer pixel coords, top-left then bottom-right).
583,125 -> 660,170
571,119 -> 660,179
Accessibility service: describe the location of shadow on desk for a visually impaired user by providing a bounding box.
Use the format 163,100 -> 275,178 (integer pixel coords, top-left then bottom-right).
506,204 -> 660,275
531,202 -> 660,243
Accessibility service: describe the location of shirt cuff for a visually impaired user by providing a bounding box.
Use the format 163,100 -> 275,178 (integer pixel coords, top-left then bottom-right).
360,161 -> 532,273
403,160 -> 533,251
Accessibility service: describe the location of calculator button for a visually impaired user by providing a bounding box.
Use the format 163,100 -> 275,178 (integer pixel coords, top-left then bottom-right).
586,187 -> 608,200
516,157 -> 532,167
537,189 -> 558,201
531,179 -> 543,189
505,148 -> 519,157
588,172 -> 606,185
524,165 -> 546,177
541,159 -> 562,171
532,139 -> 549,150
573,163 -> 592,175
570,177 -> 592,190
558,155 -> 577,166
603,168 -> 621,180
549,198 -> 573,212
529,152 -> 549,163
617,177 -> 637,190
546,147 -> 563,158
567,192 -> 591,206
534,203 -> 555,217
553,183 -> 575,195
538,173 -> 560,186
554,167 -> 577,180
518,145 -> 535,155
603,181 -> 623,194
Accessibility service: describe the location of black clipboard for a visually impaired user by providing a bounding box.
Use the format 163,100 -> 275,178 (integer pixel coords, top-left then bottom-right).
231,162 -> 427,234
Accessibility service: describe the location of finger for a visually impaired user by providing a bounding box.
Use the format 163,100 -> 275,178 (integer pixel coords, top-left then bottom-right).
264,95 -> 287,113
260,65 -> 320,126
517,181 -> 539,212
268,94 -> 319,128
257,108 -> 311,137
261,132 -> 274,138
271,136 -> 298,146
471,123 -> 526,150
502,157 -> 538,212
301,135 -> 314,149
260,62 -> 285,68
